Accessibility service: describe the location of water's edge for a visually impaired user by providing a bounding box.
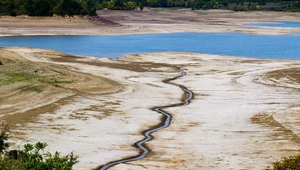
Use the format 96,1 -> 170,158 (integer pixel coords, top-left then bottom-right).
97,69 -> 194,170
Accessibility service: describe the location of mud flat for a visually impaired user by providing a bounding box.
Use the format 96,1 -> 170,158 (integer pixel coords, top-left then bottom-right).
0,9 -> 300,36
1,48 -> 300,169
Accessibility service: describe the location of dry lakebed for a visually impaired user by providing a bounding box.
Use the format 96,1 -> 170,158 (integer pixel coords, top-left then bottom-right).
1,9 -> 300,170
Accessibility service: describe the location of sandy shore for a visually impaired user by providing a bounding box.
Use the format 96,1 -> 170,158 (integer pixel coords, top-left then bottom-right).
1,48 -> 300,170
0,9 -> 300,36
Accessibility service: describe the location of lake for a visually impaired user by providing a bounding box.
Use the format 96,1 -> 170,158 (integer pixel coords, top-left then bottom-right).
247,21 -> 300,28
0,32 -> 300,59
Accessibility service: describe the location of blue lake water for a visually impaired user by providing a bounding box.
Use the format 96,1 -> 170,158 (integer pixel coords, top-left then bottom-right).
247,21 -> 300,28
0,32 -> 300,59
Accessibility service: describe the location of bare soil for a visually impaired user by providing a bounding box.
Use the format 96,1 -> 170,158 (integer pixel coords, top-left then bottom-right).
0,48 -> 120,127
3,48 -> 300,170
0,9 -> 300,36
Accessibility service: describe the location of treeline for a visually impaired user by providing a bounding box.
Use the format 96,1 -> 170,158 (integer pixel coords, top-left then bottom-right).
140,0 -> 300,11
1,0 -> 300,17
0,0 -> 100,16
92,0 -> 300,11
98,0 -> 300,11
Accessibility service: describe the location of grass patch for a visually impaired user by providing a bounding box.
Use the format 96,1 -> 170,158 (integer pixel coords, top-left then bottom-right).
48,79 -> 73,87
149,8 -> 164,12
149,8 -> 182,12
2,73 -> 74,89
266,154 -> 300,170
22,86 -> 43,93
191,10 -> 209,15
3,74 -> 38,85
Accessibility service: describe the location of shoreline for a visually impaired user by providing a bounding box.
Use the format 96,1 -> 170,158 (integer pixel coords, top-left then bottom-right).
0,9 -> 299,36
0,29 -> 297,36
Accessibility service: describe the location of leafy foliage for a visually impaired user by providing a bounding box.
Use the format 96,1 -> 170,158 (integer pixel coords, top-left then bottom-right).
0,126 -> 78,170
139,2 -> 144,10
0,0 -> 300,16
0,0 -> 99,16
0,134 -> 8,154
0,122 -> 9,154
266,154 -> 300,170
99,0 -> 300,11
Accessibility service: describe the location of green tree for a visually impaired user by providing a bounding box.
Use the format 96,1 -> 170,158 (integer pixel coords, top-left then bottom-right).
139,2 -> 144,10
107,0 -> 116,9
192,0 -> 205,10
0,0 -> 17,16
53,0 -> 85,16
31,0 -> 53,16
147,0 -> 159,7
126,1 -> 137,9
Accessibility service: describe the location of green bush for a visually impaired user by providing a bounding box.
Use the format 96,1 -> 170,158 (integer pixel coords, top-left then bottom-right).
26,0 -> 53,16
125,1 -> 137,10
267,155 -> 300,170
0,134 -> 8,154
139,2 -> 144,10
0,126 -> 78,170
0,60 -> 3,65
0,0 -> 99,16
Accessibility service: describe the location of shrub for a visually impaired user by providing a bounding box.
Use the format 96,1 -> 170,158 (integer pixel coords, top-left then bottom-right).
139,2 -> 144,10
266,154 -> 300,170
125,1 -> 137,10
0,60 -> 3,65
22,86 -> 43,93
0,125 -> 78,170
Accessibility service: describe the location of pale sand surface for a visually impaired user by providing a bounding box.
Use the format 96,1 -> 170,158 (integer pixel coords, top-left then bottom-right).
2,48 -> 300,169
0,9 -> 300,36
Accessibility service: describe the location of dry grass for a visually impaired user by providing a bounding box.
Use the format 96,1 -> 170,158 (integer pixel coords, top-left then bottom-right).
251,113 -> 300,144
264,67 -> 300,84
0,48 -> 120,126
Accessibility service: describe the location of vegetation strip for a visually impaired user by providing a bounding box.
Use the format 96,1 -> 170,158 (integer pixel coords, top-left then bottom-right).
2,0 -> 300,17
97,69 -> 193,170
